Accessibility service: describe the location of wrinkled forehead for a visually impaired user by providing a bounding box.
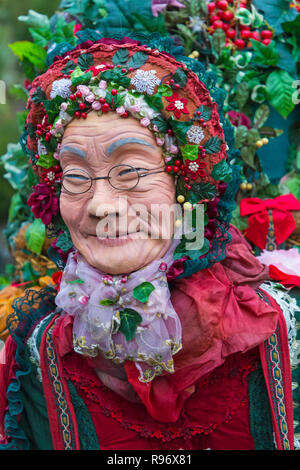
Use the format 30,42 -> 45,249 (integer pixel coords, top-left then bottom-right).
60,111 -> 161,161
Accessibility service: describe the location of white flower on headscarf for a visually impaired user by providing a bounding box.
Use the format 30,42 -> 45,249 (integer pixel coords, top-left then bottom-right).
187,125 -> 205,144
131,69 -> 160,95
50,78 -> 72,99
37,140 -> 48,155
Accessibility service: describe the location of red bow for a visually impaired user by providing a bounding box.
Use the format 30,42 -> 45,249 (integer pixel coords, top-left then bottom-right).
240,194 -> 300,249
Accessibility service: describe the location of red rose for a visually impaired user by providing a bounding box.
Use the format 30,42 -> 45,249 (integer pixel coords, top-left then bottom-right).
27,183 -> 59,225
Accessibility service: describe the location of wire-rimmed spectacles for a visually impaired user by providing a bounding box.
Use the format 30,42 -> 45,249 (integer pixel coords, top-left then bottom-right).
61,164 -> 166,194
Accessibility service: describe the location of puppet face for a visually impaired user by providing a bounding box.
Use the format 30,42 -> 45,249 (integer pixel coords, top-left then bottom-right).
59,111 -> 176,274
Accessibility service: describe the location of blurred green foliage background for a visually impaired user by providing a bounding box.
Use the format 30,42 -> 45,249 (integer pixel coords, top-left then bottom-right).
0,0 -> 59,224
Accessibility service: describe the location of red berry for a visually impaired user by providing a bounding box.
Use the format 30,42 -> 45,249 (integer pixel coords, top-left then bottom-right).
251,31 -> 261,41
210,15 -> 221,23
207,2 -> 216,13
173,166 -> 180,173
70,94 -> 76,101
166,165 -> 173,173
111,89 -> 118,96
81,112 -> 87,119
74,111 -> 81,118
36,130 -> 43,137
226,28 -> 235,39
121,111 -> 129,118
175,160 -> 181,166
184,177 -> 189,182
121,68 -> 127,73
217,0 -> 228,10
99,98 -> 106,104
262,38 -> 271,46
102,103 -> 110,112
79,102 -> 86,109
168,129 -> 174,136
261,30 -> 273,39
174,83 -> 180,89
234,39 -> 245,49
240,25 -> 250,30
76,91 -> 82,98
241,29 -> 251,39
213,20 -> 224,29
222,10 -> 234,21
222,23 -> 229,31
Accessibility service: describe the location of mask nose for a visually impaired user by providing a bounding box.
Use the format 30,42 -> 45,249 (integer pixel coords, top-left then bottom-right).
86,181 -> 128,220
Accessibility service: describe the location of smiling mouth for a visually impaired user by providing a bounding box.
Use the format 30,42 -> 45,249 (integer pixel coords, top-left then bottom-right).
87,231 -> 147,245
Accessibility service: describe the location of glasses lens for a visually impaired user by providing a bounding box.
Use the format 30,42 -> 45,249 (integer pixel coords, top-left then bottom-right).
62,169 -> 92,194
108,165 -> 139,190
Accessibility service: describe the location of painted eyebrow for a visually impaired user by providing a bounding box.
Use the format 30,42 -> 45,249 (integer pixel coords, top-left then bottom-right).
59,145 -> 87,159
106,138 -> 155,156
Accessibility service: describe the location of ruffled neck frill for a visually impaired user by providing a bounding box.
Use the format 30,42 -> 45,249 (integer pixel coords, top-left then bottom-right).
53,225 -> 279,423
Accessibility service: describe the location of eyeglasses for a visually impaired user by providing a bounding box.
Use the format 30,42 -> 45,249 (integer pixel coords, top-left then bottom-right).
61,164 -> 166,194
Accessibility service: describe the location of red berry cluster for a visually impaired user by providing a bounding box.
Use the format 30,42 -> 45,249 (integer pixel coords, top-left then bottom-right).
165,144 -> 207,190
207,0 -> 273,49
35,111 -> 53,141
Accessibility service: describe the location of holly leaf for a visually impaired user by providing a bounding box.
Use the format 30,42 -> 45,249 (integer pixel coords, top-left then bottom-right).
212,29 -> 226,58
203,136 -> 222,154
266,70 -> 295,119
144,93 -> 163,111
211,158 -> 232,182
112,48 -> 129,66
119,308 -> 142,341
190,182 -> 217,200
77,53 -> 94,71
168,118 -> 193,145
127,52 -> 148,69
132,282 -> 155,304
25,218 -> 46,255
196,105 -> 212,122
151,115 -> 169,133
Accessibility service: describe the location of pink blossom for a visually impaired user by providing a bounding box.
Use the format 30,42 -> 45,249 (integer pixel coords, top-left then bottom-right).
85,92 -> 95,102
116,105 -> 126,115
130,104 -> 141,113
170,144 -> 179,154
156,137 -> 165,146
77,85 -> 90,96
152,124 -> 159,132
92,101 -> 101,110
99,80 -> 107,89
60,102 -> 68,111
140,117 -> 150,127
55,119 -> 63,128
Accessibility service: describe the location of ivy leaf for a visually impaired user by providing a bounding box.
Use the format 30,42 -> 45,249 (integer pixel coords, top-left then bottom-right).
132,282 -> 155,304
180,145 -> 198,161
253,104 -> 270,129
99,298 -> 117,306
211,158 -> 232,182
190,182 -> 217,200
194,105 -> 212,122
127,52 -> 148,69
112,48 -> 129,66
172,68 -> 188,88
56,231 -> 73,253
25,218 -> 46,255
119,308 -> 143,341
266,70 -> 295,119
203,136 -> 222,154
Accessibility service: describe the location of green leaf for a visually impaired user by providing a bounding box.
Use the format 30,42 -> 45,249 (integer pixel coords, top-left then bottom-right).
252,0 -> 298,34
211,158 -> 232,182
9,41 -> 47,69
36,153 -> 57,169
25,218 -> 46,255
8,193 -> 25,222
9,84 -> 28,102
132,282 -> 155,304
71,66 -> 92,86
234,125 -> 249,149
240,146 -> 257,169
56,231 -> 73,252
253,104 -> 270,129
266,70 -> 295,119
181,145 -> 198,161
157,84 -> 173,97
119,308 -> 142,341
77,53 -> 94,71
235,82 -> 249,109
99,298 -> 117,306
259,126 -> 283,138
61,60 -> 77,74
112,48 -> 129,66
212,29 -> 226,58
190,182 -> 217,200
43,95 -> 65,122
250,40 -> 280,67
151,115 -> 169,133
247,128 -> 261,145
173,236 -> 210,261
127,52 -> 148,69
68,279 -> 84,285
172,68 -> 188,88
194,105 -> 212,122
203,136 -> 222,154
144,93 -> 163,111
100,68 -> 131,88
168,119 -> 193,145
